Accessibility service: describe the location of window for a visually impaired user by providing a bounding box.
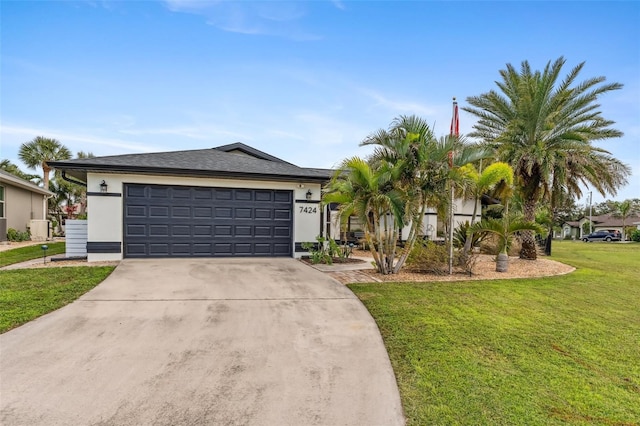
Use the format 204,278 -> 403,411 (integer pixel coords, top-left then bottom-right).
0,185 -> 4,218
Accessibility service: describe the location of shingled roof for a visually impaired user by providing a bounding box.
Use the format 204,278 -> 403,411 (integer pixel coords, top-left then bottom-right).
48,143 -> 334,183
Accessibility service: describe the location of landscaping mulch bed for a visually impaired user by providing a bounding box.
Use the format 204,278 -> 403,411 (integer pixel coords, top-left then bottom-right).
331,250 -> 575,284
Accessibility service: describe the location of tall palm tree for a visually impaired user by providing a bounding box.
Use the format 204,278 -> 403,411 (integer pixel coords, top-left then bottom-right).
18,136 -> 72,189
323,156 -> 406,275
464,57 -> 630,259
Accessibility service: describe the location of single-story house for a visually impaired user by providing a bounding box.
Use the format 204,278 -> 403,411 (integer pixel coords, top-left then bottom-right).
0,169 -> 53,241
49,143 -> 334,262
563,213 -> 640,240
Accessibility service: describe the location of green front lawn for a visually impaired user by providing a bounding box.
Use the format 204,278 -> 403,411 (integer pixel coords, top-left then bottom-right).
0,242 -> 66,267
349,241 -> 640,425
0,266 -> 115,333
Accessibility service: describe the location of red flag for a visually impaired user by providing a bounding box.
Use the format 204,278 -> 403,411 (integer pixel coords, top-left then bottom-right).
449,98 -> 459,137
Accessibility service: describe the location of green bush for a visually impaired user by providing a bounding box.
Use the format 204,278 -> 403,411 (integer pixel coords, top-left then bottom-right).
6,228 -> 31,242
453,221 -> 487,249
630,229 -> 640,243
302,236 -> 332,264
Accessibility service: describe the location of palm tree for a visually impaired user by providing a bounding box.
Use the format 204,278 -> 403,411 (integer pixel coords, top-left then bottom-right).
361,115 -> 489,272
459,161 -> 514,256
18,136 -> 72,189
469,216 -> 543,272
0,159 -> 40,182
464,57 -> 630,260
323,157 -> 406,275
612,200 -> 637,241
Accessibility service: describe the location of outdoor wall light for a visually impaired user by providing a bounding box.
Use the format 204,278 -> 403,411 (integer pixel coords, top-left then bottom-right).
306,189 -> 312,201
100,180 -> 108,193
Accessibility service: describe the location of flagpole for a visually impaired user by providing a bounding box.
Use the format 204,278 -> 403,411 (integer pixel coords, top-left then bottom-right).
449,97 -> 458,275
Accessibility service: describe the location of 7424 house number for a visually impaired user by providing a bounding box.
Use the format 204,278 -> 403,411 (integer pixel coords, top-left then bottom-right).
299,206 -> 318,214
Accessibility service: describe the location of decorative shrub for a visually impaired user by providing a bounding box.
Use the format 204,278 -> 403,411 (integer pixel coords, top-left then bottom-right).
630,229 -> 640,243
7,228 -> 31,242
479,234 -> 521,256
405,240 -> 449,275
453,221 -> 487,249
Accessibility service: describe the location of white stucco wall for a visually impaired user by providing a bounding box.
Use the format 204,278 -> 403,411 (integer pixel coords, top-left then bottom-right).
86,173 -> 322,261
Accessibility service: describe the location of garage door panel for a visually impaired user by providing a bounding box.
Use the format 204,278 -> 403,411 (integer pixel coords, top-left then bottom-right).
235,208 -> 252,219
235,225 -> 252,236
124,184 -> 293,258
235,190 -> 252,201
149,243 -> 170,255
194,225 -> 212,236
126,205 -> 147,217
171,206 -> 191,218
194,207 -> 212,218
215,207 -> 232,218
150,225 -> 169,237
274,209 -> 291,220
126,185 -> 146,198
126,224 -> 146,236
150,187 -> 169,198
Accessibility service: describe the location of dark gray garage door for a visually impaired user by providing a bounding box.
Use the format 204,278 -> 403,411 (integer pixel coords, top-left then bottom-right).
123,184 -> 293,258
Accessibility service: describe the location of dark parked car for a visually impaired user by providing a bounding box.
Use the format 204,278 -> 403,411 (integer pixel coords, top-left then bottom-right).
582,230 -> 621,242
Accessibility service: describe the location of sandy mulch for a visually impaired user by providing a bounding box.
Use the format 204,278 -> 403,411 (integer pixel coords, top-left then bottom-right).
346,250 -> 575,283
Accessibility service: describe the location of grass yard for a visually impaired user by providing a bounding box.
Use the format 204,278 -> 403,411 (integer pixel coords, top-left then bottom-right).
0,241 -> 66,267
0,266 -> 115,333
349,241 -> 640,425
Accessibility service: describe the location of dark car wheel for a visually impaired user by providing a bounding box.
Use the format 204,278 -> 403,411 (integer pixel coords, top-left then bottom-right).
605,237 -> 612,242
583,238 -> 589,242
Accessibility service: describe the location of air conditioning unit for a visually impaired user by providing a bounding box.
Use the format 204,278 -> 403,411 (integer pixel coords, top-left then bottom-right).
29,220 -> 51,241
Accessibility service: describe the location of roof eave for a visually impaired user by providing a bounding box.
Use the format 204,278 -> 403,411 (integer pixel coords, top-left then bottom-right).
50,163 -> 332,183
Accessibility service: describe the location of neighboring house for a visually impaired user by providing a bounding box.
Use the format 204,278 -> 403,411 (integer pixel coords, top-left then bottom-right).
561,221 -> 581,240
49,143 -> 334,262
0,169 -> 53,241
564,213 -> 640,240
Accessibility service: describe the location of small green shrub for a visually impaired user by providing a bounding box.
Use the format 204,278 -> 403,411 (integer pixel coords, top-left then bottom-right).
327,238 -> 353,260
630,229 -> 640,242
302,236 -> 332,264
563,234 -> 573,240
453,221 -> 487,249
6,228 -> 31,242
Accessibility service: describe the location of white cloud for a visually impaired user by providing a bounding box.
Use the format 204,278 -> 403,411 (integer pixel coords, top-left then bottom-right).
162,0 -> 323,40
359,88 -> 438,117
1,124 -> 157,159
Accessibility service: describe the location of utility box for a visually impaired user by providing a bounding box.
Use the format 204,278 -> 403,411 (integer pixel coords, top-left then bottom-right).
65,219 -> 88,257
0,218 -> 6,242
29,219 -> 51,241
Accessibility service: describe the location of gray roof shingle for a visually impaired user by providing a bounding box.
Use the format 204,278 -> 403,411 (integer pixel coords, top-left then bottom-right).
48,143 -> 334,183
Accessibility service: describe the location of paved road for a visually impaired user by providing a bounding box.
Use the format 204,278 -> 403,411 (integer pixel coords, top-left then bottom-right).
0,258 -> 404,425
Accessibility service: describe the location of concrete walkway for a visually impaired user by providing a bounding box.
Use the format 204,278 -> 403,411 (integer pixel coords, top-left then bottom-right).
0,258 -> 404,426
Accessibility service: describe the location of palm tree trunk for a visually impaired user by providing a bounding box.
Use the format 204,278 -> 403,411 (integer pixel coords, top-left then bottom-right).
394,201 -> 427,273
520,198 -> 538,260
463,192 -> 480,257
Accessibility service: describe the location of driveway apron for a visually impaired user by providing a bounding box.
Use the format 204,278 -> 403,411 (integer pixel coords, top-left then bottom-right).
0,258 -> 404,426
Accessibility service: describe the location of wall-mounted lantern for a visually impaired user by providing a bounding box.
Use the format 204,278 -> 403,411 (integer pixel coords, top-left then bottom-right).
100,180 -> 108,193
306,189 -> 312,201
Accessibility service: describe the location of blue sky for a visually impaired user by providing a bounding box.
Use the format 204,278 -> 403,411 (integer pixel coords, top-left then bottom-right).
2,0 -> 638,204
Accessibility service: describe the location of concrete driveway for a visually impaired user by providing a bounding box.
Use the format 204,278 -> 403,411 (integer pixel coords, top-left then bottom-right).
0,258 -> 404,426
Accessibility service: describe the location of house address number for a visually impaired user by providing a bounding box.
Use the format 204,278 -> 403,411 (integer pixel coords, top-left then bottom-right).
299,206 -> 318,214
